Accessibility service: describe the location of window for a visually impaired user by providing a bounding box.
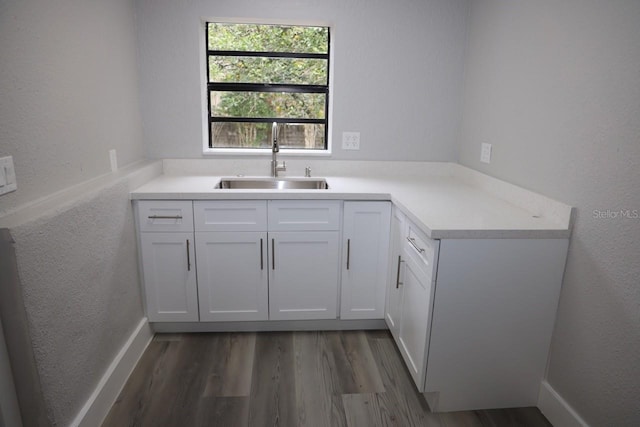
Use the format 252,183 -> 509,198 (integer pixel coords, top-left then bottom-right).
206,22 -> 330,151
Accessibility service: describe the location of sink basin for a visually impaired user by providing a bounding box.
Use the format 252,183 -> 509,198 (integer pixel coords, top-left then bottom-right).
215,178 -> 329,190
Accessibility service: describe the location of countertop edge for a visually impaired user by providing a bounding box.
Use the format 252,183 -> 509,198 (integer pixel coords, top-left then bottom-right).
130,175 -> 572,240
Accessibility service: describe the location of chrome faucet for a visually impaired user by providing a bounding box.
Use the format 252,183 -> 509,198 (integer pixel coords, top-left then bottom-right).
271,122 -> 286,177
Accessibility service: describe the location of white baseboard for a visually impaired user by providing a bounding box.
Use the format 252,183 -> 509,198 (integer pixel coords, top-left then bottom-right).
538,380 -> 589,427
152,318 -> 387,333
69,318 -> 153,427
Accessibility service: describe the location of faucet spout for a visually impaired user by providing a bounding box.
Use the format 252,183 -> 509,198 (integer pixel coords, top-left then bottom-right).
271,122 -> 286,177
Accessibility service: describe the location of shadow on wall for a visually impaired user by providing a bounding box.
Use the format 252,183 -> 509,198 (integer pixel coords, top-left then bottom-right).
0,229 -> 49,426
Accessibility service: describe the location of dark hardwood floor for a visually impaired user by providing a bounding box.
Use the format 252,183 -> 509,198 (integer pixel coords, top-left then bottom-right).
102,330 -> 552,427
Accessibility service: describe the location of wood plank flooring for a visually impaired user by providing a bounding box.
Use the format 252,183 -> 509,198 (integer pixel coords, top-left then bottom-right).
102,330 -> 552,427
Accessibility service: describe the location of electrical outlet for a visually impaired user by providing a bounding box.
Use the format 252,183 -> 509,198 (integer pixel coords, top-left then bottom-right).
342,132 -> 360,150
480,143 -> 492,164
0,156 -> 17,196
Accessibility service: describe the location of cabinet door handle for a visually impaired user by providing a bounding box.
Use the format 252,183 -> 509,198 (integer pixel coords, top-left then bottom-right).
396,255 -> 404,288
407,237 -> 425,254
272,238 -> 275,270
260,238 -> 264,270
346,239 -> 351,270
186,239 -> 191,271
148,215 -> 183,220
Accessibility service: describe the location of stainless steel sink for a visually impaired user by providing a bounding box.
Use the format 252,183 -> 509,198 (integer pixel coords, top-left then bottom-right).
215,178 -> 329,190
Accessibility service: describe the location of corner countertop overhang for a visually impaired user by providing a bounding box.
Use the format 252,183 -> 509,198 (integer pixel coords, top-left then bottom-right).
130,166 -> 573,240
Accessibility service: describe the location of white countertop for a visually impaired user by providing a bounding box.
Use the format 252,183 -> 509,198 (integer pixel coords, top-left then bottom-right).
131,165 -> 573,239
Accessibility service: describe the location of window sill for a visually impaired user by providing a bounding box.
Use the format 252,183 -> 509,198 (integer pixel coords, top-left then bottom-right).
202,148 -> 332,157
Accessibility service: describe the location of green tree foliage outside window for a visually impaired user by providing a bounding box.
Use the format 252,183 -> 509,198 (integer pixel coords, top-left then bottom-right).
207,23 -> 329,149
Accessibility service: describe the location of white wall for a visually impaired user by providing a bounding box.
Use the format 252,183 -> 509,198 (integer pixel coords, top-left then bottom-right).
0,1 -> 148,425
458,1 -> 640,425
9,180 -> 147,426
0,0 -> 145,215
134,0 -> 469,161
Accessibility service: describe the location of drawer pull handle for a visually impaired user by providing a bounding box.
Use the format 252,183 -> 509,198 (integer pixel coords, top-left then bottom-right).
272,238 -> 275,270
186,239 -> 191,271
396,255 -> 404,288
260,238 -> 264,270
148,215 -> 183,220
346,239 -> 351,270
407,237 -> 426,254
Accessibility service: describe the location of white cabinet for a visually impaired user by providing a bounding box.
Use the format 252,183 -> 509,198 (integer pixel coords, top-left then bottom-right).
137,201 -> 199,322
397,236 -> 438,387
340,201 -> 391,319
384,214 -> 440,384
194,201 -> 268,322
384,212 -> 569,412
190,200 -> 341,322
267,200 -> 341,321
386,221 -> 439,388
423,238 -> 569,412
195,231 -> 268,321
268,231 -> 340,320
385,206 -> 406,339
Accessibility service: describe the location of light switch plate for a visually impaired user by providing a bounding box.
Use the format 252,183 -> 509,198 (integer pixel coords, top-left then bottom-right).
342,132 -> 360,150
109,149 -> 118,172
0,156 -> 17,195
480,143 -> 492,164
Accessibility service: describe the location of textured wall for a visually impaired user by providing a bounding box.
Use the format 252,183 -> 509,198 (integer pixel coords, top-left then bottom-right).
0,0 -> 149,425
458,1 -> 640,425
0,0 -> 145,214
9,181 -> 145,426
134,0 -> 469,161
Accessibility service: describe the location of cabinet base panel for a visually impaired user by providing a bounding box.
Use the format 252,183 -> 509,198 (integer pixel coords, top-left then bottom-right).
152,319 -> 387,333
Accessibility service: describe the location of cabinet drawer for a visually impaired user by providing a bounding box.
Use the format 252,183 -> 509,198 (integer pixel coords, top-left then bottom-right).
406,221 -> 439,276
268,200 -> 341,231
194,201 -> 267,231
137,201 -> 194,232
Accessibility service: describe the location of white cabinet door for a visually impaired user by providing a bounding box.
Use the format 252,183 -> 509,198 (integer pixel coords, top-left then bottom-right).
340,201 -> 391,319
140,232 -> 199,322
195,231 -> 268,321
385,206 -> 405,338
390,220 -> 439,391
268,231 -> 340,320
396,244 -> 435,389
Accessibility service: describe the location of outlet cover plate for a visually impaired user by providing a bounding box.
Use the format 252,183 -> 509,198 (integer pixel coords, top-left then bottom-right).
342,132 -> 360,150
480,143 -> 492,164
